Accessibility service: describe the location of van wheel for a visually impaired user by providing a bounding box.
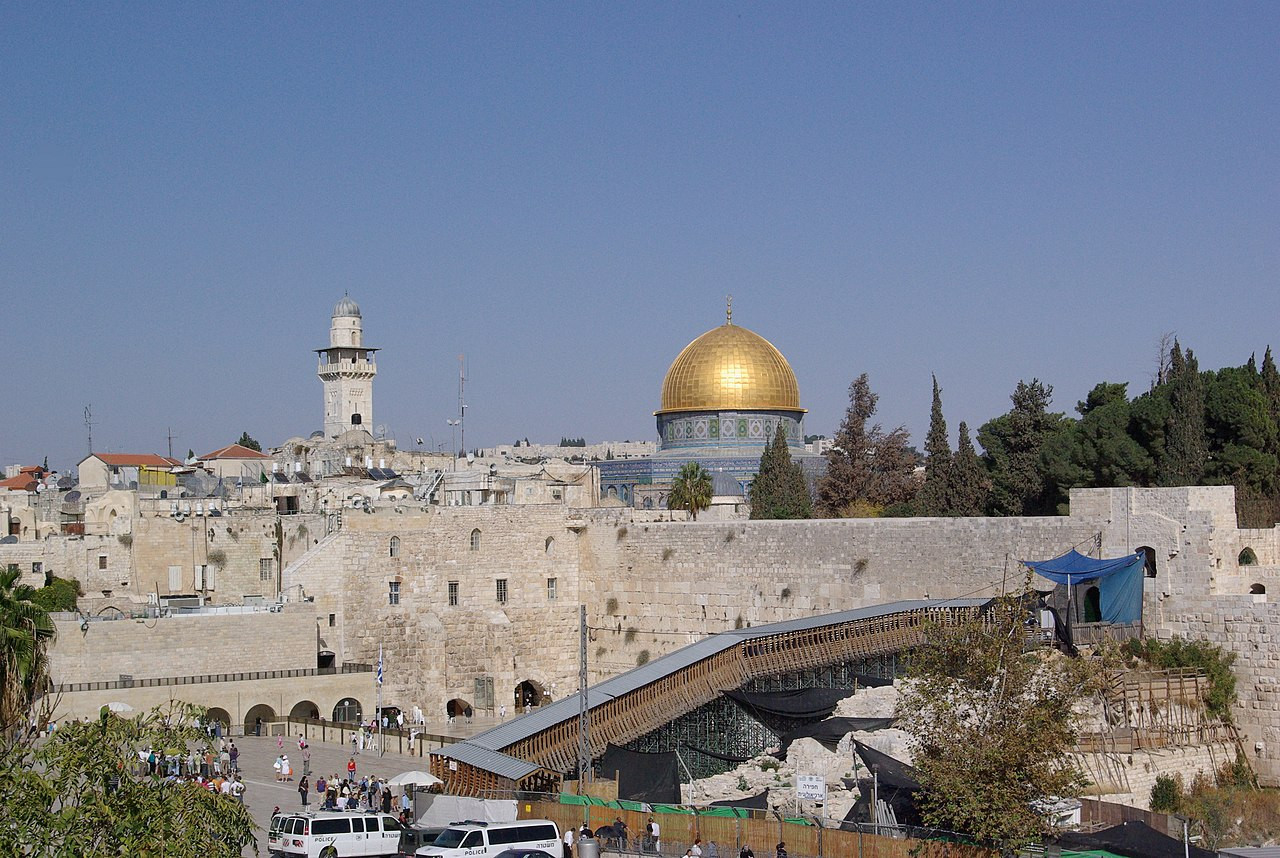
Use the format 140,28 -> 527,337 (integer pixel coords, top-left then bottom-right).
319,848 -> 337,858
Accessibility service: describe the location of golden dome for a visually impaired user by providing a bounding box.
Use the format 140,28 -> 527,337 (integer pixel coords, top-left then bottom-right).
657,321 -> 803,414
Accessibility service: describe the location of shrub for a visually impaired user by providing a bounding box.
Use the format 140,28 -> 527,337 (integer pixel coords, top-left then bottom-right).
780,586 -> 792,599
734,615 -> 745,630
31,576 -> 81,612
116,533 -> 133,547
606,597 -> 619,615
661,547 -> 675,561
1150,774 -> 1182,812
625,627 -> 637,644
1124,637 -> 1238,722
737,775 -> 749,791
760,758 -> 779,772
616,526 -> 628,540
207,548 -> 227,566
636,650 -> 650,666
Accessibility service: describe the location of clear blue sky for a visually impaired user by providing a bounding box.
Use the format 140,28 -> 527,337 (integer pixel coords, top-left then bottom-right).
3,3 -> 1277,469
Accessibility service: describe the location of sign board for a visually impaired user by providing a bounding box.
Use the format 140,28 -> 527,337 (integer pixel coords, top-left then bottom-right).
796,774 -> 825,801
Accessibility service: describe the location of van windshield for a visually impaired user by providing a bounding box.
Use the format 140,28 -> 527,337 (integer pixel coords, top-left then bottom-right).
434,828 -> 469,848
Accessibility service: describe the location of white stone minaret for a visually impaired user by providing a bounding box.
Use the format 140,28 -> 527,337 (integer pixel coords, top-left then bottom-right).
316,295 -> 378,438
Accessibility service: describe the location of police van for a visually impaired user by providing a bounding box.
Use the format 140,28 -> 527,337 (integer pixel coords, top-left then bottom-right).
414,819 -> 560,858
268,810 -> 405,857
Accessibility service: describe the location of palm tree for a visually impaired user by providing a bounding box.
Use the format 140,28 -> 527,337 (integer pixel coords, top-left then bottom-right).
668,462 -> 713,521
0,565 -> 56,732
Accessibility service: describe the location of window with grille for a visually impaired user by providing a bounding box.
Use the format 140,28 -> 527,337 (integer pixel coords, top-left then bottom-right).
388,582 -> 400,606
448,581 -> 459,606
547,577 -> 557,600
260,558 -> 273,581
389,536 -> 400,558
496,578 -> 508,604
98,555 -> 108,570
470,529 -> 481,551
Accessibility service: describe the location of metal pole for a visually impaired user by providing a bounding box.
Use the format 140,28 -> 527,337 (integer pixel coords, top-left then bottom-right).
1183,817 -> 1189,858
578,605 -> 590,789
871,766 -> 879,837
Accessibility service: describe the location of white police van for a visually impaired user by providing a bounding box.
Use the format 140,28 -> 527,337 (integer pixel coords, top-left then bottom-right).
268,810 -> 404,857
414,819 -> 560,858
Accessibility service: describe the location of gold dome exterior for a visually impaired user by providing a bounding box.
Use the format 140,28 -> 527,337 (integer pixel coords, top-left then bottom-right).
657,323 -> 803,414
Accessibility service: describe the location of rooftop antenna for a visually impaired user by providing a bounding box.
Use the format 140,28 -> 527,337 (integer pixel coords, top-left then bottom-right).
458,354 -> 467,459
84,405 -> 94,454
726,294 -> 733,325
167,427 -> 174,460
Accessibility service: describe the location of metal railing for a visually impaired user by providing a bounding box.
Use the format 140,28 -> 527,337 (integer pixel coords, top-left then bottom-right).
54,662 -> 373,694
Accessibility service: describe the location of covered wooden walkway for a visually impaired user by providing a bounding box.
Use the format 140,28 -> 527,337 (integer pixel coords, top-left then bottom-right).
430,598 -> 987,795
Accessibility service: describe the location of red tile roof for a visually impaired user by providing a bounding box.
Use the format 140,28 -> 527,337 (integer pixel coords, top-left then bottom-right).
200,443 -> 271,460
84,453 -> 177,468
0,475 -> 37,491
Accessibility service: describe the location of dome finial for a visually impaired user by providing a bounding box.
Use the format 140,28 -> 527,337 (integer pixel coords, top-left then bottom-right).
726,294 -> 733,325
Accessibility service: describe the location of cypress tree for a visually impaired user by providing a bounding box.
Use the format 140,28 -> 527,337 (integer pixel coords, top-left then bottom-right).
948,422 -> 987,516
1159,341 -> 1208,486
918,375 -> 952,515
750,425 -> 811,519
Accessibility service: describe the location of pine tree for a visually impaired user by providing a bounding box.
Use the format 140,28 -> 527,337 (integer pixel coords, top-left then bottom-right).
947,422 -> 987,516
1159,342 -> 1207,486
236,432 -> 262,452
817,374 -> 918,516
1261,347 -> 1280,447
978,379 -> 1065,515
918,375 -> 952,515
750,426 -> 811,519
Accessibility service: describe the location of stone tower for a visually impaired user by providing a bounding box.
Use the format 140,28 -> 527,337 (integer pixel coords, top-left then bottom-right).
316,295 -> 378,438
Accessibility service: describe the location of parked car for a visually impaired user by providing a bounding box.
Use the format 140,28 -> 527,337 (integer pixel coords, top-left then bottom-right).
399,825 -> 446,857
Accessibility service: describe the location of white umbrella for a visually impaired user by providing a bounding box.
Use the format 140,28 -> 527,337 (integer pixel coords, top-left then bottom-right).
386,770 -> 442,788
105,702 -> 133,713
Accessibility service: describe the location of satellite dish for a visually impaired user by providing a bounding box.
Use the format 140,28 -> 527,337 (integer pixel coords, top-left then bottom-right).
415,438 -> 424,446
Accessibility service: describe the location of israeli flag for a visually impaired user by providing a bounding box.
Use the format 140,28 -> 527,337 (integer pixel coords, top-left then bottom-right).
377,646 -> 383,686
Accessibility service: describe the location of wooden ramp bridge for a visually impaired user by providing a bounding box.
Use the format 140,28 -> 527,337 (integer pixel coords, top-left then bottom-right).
429,598 -> 988,795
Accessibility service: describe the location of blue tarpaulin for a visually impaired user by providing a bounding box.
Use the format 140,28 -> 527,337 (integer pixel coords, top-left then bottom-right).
1022,549 -> 1144,625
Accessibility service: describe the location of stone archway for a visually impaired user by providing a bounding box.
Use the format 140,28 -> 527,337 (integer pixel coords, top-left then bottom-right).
446,698 -> 473,720
244,703 -> 276,737
332,697 -> 362,723
206,707 -> 232,729
514,679 -> 545,710
290,700 -> 320,720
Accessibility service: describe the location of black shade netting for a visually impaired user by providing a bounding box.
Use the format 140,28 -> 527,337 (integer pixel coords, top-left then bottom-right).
599,743 -> 681,804
710,790 -> 770,809
1056,821 -> 1215,858
774,717 -> 896,756
724,687 -> 855,721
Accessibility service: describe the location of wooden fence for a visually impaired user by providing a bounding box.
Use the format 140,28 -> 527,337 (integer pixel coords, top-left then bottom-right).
519,800 -> 995,858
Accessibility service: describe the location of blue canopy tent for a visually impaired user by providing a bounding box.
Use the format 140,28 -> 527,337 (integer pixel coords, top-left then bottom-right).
1022,549 -> 1145,626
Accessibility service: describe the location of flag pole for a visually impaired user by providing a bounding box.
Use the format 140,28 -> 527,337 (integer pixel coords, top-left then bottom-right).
377,644 -> 384,758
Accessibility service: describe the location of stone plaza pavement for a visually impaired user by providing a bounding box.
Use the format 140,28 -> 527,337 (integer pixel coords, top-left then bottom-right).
234,714 -> 511,856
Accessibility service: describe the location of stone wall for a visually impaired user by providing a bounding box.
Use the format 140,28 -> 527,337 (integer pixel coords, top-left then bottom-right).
48,606 -> 317,686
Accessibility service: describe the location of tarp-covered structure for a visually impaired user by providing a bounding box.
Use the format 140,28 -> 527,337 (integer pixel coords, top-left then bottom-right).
1056,820 -> 1215,858
843,741 -> 923,828
773,717 -> 896,757
598,744 -> 681,804
710,790 -> 769,810
1022,549 -> 1145,625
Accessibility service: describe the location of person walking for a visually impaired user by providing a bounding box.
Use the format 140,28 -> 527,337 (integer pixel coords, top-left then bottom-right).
563,824 -> 575,858
775,843 -> 786,858
299,775 -> 310,808
738,845 -> 753,858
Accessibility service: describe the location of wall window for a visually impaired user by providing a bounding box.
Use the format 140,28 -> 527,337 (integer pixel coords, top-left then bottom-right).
545,537 -> 554,554
167,565 -> 182,591
470,529 -> 481,551
388,582 -> 401,606
194,564 -> 206,590
328,613 -> 336,627
98,555 -> 108,570
448,581 -> 459,606
496,579 -> 508,604
547,577 -> 557,600
260,558 -> 273,581
389,536 -> 400,558
32,562 -> 42,577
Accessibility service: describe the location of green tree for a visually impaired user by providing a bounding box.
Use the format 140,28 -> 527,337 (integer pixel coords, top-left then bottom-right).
896,592 -> 1093,849
817,374 -> 919,516
668,462 -> 712,520
0,565 -> 55,733
750,425 -> 812,519
29,576 -> 82,613
236,431 -> 262,452
979,379 -> 1068,515
0,702 -> 256,855
917,374 -> 952,516
947,421 -> 988,516
1158,342 -> 1207,486
1039,383 -> 1154,513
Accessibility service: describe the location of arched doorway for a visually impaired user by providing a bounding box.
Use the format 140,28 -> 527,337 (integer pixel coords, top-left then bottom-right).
206,707 -> 231,730
1083,586 -> 1102,623
332,698 -> 362,723
1251,583 -> 1266,595
290,700 -> 320,720
1138,546 -> 1158,578
244,703 -> 276,737
514,679 -> 545,710
445,698 -> 473,721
